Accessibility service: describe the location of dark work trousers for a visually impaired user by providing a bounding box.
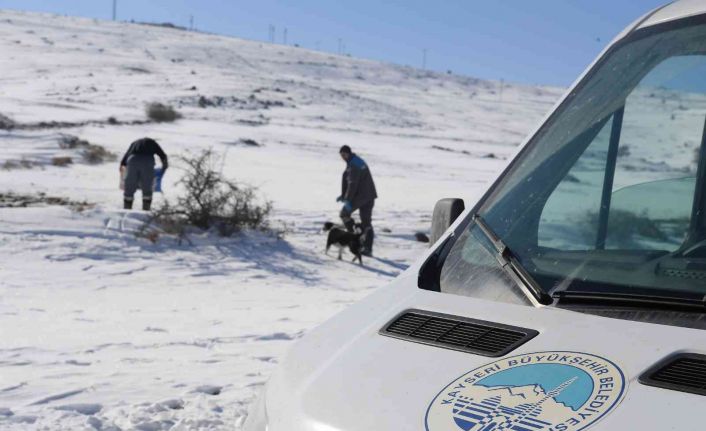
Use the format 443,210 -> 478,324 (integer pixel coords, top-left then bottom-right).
124,154 -> 154,210
340,200 -> 375,253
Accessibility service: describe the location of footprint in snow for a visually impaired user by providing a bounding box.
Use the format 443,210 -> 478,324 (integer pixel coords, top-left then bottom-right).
4,415 -> 36,424
193,385 -> 222,396
134,420 -> 176,431
1,383 -> 27,393
155,399 -> 184,411
30,388 -> 85,405
55,403 -> 102,415
254,332 -> 294,341
86,416 -> 103,430
65,359 -> 91,366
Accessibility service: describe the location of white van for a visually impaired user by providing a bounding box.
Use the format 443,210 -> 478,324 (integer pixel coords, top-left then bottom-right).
246,1 -> 706,430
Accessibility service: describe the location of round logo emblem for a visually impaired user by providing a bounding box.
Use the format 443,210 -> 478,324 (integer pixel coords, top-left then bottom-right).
426,351 -> 626,431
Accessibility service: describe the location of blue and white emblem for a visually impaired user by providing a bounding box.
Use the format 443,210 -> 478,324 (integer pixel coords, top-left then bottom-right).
426,351 -> 626,431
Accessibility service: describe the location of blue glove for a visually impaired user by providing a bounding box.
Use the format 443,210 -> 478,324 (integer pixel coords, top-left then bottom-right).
336,195 -> 343,202
342,201 -> 352,213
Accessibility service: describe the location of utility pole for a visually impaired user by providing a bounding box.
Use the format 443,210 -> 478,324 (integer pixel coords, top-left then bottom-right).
422,49 -> 427,70
189,15 -> 194,31
112,0 -> 117,21
337,38 -> 342,55
268,25 -> 275,43
283,27 -> 288,45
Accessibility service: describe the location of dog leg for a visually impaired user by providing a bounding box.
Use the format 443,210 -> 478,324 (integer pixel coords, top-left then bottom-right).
338,247 -> 342,260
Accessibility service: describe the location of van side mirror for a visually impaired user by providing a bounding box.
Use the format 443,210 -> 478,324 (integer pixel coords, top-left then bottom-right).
429,198 -> 465,245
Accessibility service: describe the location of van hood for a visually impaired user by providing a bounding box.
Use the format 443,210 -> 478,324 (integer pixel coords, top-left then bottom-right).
264,274 -> 706,431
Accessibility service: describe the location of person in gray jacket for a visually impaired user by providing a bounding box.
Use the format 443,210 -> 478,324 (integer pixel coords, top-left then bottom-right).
337,145 -> 377,256
120,137 -> 168,210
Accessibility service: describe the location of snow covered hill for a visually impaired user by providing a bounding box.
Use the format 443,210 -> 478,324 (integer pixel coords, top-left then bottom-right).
0,9 -> 563,430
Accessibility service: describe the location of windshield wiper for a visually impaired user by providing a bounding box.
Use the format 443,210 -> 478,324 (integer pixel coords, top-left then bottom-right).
472,214 -> 553,306
554,289 -> 706,313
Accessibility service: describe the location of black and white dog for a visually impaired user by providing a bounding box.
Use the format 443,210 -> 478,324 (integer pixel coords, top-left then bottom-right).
323,221 -> 363,265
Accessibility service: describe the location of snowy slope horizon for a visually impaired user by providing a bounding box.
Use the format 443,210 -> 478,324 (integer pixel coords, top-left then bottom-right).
0,9 -> 564,212
0,9 -> 563,430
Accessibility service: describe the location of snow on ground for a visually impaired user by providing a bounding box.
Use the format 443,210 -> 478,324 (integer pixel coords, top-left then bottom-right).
0,10 -> 563,430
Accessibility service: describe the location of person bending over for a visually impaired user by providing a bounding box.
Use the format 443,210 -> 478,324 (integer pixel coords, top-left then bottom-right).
120,137 -> 168,211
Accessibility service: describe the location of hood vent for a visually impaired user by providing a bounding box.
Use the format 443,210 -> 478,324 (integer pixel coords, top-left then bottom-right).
640,353 -> 706,396
380,309 -> 538,357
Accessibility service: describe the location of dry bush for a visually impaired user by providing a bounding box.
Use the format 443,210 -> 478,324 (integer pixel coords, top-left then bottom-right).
2,159 -> 36,170
150,149 -> 271,238
1,160 -> 18,170
0,113 -> 15,130
146,102 -> 182,123
581,209 -> 669,246
58,134 -> 89,149
19,159 -> 33,169
0,191 -> 93,211
58,134 -> 116,164
82,144 -> 116,164
51,156 -> 73,167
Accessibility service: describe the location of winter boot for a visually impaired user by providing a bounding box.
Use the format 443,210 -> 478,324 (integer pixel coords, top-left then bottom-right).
361,226 -> 374,257
123,197 -> 133,210
142,198 -> 152,211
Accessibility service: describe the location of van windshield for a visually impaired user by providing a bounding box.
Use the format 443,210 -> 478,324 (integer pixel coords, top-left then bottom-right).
441,19 -> 706,305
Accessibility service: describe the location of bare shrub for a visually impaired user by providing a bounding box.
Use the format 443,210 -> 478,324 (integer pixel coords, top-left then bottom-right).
0,191 -> 93,211
82,144 -> 116,164
146,102 -> 182,123
581,209 -> 668,246
617,145 -> 631,158
0,113 -> 15,130
150,149 -> 271,238
51,156 -> 73,167
2,159 -> 37,170
226,138 -> 261,147
18,159 -> 33,169
58,134 -> 89,149
1,160 -> 19,170
58,134 -> 116,164
415,232 -> 430,243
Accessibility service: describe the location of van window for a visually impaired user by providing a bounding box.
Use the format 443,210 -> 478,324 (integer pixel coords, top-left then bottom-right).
440,22 -> 706,300
539,56 -> 705,252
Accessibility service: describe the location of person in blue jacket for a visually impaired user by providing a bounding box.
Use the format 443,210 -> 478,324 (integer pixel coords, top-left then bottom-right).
337,145 -> 378,256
